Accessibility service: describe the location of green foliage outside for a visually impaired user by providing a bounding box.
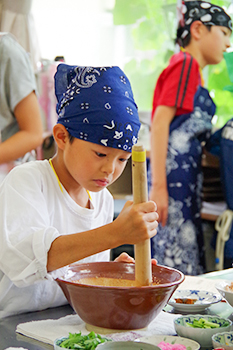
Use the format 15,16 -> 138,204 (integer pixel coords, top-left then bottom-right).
112,0 -> 233,128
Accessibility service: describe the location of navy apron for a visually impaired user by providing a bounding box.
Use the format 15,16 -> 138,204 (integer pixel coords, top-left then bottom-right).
148,86 -> 216,275
219,119 -> 233,260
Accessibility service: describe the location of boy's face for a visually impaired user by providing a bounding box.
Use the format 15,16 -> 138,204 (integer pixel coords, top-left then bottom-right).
62,137 -> 131,192
199,24 -> 231,66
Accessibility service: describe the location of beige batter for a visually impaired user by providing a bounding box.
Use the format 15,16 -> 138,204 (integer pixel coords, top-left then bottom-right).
74,277 -> 159,287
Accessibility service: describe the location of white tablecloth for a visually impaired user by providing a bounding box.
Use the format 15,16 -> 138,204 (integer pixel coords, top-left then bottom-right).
16,311 -> 180,345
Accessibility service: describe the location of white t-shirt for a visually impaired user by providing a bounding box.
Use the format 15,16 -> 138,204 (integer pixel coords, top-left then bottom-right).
0,33 -> 37,142
0,160 -> 113,318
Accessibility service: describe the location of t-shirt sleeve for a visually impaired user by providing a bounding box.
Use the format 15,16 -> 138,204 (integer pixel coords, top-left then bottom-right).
2,34 -> 37,112
152,53 -> 200,116
0,165 -> 60,287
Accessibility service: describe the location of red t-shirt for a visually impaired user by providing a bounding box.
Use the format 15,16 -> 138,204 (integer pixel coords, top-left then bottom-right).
152,51 -> 201,119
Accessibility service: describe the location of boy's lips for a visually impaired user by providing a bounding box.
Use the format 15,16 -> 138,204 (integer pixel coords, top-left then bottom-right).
94,179 -> 109,187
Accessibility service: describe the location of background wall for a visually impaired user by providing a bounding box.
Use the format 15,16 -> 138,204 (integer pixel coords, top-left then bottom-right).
32,0 -> 124,67
31,0 -> 233,129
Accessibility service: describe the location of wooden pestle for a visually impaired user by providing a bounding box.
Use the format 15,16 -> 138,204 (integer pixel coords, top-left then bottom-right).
132,144 -> 152,286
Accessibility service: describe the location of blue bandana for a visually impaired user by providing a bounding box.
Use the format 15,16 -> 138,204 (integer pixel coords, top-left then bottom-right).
55,65 -> 140,152
177,1 -> 232,46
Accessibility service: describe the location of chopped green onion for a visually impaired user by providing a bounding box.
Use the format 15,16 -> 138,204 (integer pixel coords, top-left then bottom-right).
59,332 -> 111,349
186,318 -> 221,329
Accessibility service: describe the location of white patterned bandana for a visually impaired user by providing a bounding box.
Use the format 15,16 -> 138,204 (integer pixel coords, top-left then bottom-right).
177,1 -> 232,46
55,65 -> 140,152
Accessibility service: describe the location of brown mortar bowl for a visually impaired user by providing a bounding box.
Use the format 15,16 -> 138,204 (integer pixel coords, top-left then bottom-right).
56,262 -> 184,331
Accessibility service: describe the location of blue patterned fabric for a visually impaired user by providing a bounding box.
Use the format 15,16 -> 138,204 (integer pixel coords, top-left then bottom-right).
148,86 -> 216,275
204,118 -> 233,262
54,65 -> 140,152
219,119 -> 233,259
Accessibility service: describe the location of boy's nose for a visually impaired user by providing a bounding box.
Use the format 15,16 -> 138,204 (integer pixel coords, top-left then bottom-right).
226,37 -> 231,48
102,160 -> 115,175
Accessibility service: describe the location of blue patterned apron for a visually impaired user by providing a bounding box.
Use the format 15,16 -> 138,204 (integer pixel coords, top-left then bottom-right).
148,86 -> 216,275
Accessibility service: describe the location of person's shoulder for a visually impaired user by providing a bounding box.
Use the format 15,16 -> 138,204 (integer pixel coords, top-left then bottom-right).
1,33 -> 20,52
4,160 -> 50,186
169,51 -> 198,67
0,32 -> 30,63
160,51 -> 199,80
12,159 -> 48,172
0,33 -> 14,44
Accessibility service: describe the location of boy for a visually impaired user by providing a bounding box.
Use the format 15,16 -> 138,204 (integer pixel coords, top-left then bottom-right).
0,65 -> 158,318
148,1 -> 232,275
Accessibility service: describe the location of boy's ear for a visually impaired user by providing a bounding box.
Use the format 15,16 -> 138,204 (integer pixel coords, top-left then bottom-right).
53,124 -> 69,150
190,20 -> 204,40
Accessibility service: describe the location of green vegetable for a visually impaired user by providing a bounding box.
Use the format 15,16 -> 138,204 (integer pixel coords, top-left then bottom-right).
186,318 -> 224,329
58,331 -> 111,349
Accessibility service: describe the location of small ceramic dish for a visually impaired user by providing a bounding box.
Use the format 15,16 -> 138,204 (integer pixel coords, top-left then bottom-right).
215,281 -> 233,307
168,289 -> 222,312
212,331 -> 233,350
136,335 -> 200,350
54,336 -> 70,349
97,341 -> 161,350
54,335 -> 111,350
174,314 -> 232,348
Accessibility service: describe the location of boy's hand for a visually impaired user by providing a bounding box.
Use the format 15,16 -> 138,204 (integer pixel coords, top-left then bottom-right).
114,252 -> 134,263
114,200 -> 159,246
114,252 -> 157,265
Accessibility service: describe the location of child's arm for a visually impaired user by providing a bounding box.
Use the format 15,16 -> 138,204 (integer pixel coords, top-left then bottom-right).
0,92 -> 43,164
47,200 -> 158,272
149,105 -> 176,226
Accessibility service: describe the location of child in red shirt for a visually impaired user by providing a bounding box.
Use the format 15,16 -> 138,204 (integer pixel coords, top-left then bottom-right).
149,1 -> 232,275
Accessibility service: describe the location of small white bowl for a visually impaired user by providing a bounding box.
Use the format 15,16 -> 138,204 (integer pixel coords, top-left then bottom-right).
174,314 -> 232,348
54,337 -> 160,350
54,335 -> 111,350
215,281 -> 233,307
97,341 -> 161,350
136,335 -> 200,350
212,331 -> 233,350
54,336 -> 68,349
168,289 -> 222,313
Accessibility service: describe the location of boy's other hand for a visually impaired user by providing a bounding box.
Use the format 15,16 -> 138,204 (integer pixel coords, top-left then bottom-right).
114,252 -> 157,266
114,252 -> 134,263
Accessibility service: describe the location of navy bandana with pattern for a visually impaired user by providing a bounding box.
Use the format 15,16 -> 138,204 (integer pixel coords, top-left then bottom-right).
55,65 -> 140,152
177,1 -> 232,45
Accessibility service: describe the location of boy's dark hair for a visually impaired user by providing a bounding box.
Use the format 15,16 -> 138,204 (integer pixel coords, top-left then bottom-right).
176,24 -> 212,47
68,133 -> 75,143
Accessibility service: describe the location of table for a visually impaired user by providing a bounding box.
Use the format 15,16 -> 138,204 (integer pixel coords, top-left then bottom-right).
0,304 -> 74,350
1,269 -> 233,350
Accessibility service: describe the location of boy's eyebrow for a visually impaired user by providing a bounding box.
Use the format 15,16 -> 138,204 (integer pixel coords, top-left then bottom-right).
123,154 -> 132,160
223,27 -> 232,37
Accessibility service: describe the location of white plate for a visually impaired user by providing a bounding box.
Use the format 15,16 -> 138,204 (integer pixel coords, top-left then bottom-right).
167,289 -> 222,312
136,335 -> 200,350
